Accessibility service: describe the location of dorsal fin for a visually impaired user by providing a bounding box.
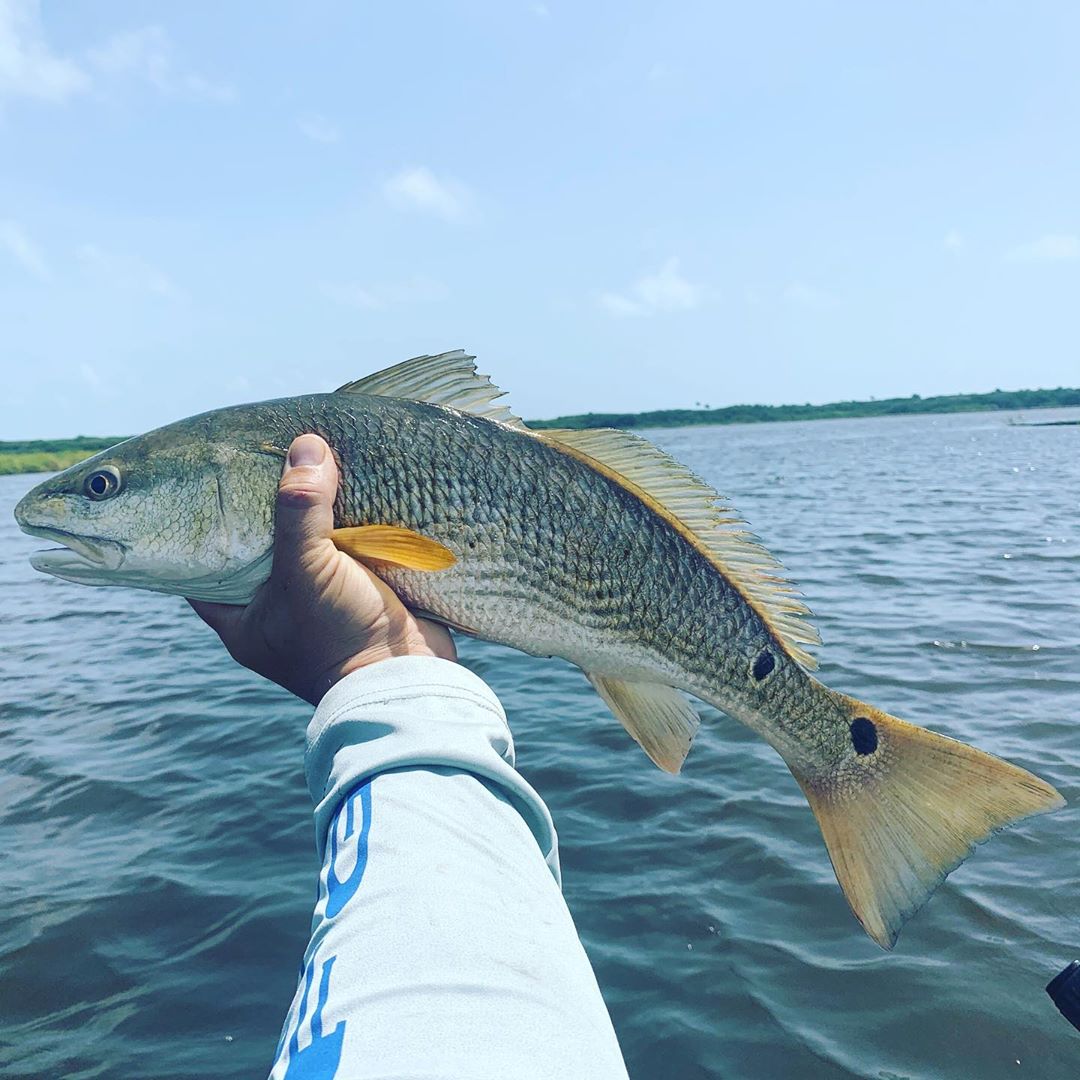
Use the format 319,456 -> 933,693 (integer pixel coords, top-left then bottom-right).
335,350 -> 526,429
540,427 -> 820,669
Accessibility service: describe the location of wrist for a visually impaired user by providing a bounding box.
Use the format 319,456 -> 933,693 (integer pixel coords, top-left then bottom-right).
312,625 -> 456,704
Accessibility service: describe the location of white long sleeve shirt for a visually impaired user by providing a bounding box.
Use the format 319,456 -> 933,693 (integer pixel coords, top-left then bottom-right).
268,655 -> 629,1080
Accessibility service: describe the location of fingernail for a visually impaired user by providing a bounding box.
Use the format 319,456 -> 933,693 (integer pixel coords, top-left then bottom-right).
288,435 -> 326,467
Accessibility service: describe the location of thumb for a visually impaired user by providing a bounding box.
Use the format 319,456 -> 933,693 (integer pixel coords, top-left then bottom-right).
272,434 -> 339,577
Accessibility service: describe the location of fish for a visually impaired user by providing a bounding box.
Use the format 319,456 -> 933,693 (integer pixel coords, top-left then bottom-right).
14,350 -> 1065,949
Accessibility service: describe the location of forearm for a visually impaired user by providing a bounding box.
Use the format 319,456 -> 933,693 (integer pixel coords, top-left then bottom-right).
269,656 -> 628,1080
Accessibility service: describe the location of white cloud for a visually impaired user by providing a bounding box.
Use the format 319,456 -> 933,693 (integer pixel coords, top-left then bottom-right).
77,243 -> 183,300
384,167 -> 469,222
87,26 -> 233,102
598,291 -> 641,317
944,228 -> 964,251
599,257 -> 703,317
783,281 -> 838,310
0,0 -> 88,103
636,259 -> 701,310
297,113 -> 340,144
0,219 -> 49,278
0,8 -> 233,107
1006,233 -> 1079,263
321,276 -> 448,311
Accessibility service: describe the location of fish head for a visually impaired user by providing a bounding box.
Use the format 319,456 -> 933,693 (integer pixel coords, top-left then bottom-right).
14,413 -> 283,603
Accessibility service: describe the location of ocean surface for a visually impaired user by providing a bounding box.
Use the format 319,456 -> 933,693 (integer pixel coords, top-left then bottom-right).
2,408 -> 1079,1079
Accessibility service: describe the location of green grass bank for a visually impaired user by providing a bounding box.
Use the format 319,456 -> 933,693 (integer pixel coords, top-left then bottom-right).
0,437 -> 126,476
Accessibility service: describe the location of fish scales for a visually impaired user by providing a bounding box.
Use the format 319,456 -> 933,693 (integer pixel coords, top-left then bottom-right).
321,396 -> 770,702
217,394 -> 803,740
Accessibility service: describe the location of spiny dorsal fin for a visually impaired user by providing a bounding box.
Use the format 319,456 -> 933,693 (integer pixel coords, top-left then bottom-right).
335,350 -> 526,429
587,673 -> 700,774
543,427 -> 820,669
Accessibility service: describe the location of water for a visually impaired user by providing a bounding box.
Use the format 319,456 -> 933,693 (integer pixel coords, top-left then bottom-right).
2,409 -> 1079,1078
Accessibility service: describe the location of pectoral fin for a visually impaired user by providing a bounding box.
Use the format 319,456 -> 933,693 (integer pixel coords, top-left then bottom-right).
586,673 -> 700,774
331,525 -> 456,571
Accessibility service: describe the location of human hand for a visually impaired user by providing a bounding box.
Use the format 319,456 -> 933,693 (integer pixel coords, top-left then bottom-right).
190,434 -> 456,705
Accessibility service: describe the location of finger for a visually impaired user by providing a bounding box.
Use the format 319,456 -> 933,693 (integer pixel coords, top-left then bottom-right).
188,598 -> 245,638
272,434 -> 339,579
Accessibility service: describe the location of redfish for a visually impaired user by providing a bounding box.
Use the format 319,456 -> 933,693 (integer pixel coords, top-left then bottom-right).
15,350 -> 1064,948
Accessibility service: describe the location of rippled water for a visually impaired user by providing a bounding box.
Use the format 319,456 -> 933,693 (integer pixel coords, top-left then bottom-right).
2,409 -> 1079,1078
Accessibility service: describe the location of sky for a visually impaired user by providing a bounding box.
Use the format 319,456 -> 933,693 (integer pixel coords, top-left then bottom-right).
1,1 -> 1078,439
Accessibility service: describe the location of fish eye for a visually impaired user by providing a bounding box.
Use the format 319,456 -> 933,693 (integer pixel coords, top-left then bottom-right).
84,467 -> 122,501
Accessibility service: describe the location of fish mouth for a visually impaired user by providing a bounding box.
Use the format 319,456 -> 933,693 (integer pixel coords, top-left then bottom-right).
20,524 -> 126,575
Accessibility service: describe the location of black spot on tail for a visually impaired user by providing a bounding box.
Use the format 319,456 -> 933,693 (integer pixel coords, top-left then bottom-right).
850,717 -> 878,755
752,649 -> 775,680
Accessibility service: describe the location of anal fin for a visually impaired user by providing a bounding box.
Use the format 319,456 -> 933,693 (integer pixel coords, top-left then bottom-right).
587,674 -> 700,774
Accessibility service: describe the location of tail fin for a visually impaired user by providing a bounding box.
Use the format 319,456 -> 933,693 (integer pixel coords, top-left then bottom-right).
788,700 -> 1064,949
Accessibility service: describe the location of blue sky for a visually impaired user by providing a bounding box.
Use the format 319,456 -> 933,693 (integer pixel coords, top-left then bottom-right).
1,1 -> 1078,439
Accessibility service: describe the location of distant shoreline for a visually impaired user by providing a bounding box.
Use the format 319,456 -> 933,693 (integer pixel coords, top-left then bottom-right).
3,386 -> 1079,475
526,386 -> 1080,430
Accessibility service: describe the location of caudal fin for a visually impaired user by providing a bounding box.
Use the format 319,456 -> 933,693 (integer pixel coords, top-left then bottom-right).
789,701 -> 1064,949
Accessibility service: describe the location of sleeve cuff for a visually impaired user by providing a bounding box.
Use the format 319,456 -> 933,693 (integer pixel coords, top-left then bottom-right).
305,655 -> 560,882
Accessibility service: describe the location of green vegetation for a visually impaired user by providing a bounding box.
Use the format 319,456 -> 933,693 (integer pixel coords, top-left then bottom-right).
527,386 -> 1080,430
0,436 -> 125,476
3,385 -> 1079,475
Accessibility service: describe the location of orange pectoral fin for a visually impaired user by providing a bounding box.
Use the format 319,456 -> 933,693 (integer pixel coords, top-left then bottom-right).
331,525 -> 456,571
